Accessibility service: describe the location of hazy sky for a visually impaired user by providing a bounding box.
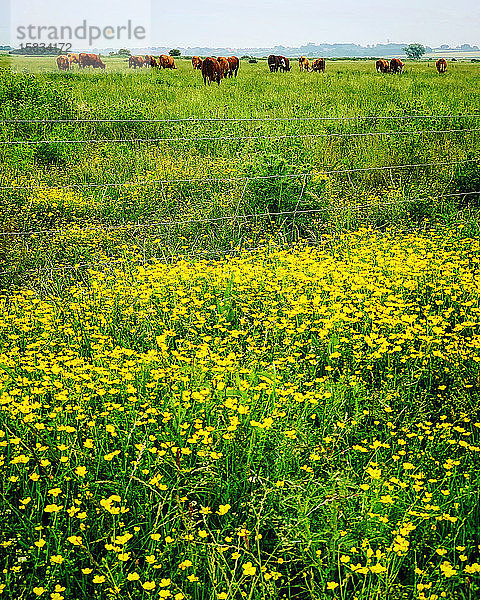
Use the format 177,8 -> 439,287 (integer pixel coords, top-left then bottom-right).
1,0 -> 479,48
155,0 -> 480,48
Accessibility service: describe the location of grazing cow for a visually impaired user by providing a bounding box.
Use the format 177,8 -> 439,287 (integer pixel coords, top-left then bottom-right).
390,58 -> 404,73
144,55 -> 158,68
279,56 -> 291,72
311,58 -> 326,72
79,53 -> 105,69
216,57 -> 230,79
376,59 -> 389,73
268,54 -> 280,72
202,57 -> 222,85
68,53 -> 80,67
227,56 -> 239,77
192,56 -> 203,70
129,55 -> 145,68
436,58 -> 447,73
56,55 -> 70,71
299,56 -> 310,72
159,55 -> 176,69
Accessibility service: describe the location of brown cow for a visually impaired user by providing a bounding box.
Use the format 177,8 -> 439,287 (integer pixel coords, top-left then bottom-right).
299,56 -> 310,72
311,58 -> 326,72
268,54 -> 280,72
159,55 -> 176,69
144,55 -> 158,68
56,55 -> 70,71
227,56 -> 239,77
79,53 -> 105,69
268,55 -> 290,72
376,59 -> 389,73
436,58 -> 447,73
129,55 -> 145,68
216,57 -> 229,79
202,57 -> 222,85
279,56 -> 290,72
68,53 -> 80,67
390,58 -> 404,73
192,56 -> 203,70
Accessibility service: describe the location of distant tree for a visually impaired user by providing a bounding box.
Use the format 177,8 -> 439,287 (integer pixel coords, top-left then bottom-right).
118,48 -> 131,57
403,43 -> 426,60
169,49 -> 181,57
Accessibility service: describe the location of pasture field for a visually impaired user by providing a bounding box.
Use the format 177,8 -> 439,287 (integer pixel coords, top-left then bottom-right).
0,58 -> 480,600
1,56 -> 480,285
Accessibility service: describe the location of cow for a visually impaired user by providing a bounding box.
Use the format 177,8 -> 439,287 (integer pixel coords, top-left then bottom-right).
390,58 -> 404,73
192,56 -> 203,70
202,57 -> 222,85
268,54 -> 280,72
227,56 -> 239,77
279,56 -> 291,72
436,58 -> 447,73
216,57 -> 230,79
311,58 -> 326,72
144,55 -> 158,68
376,59 -> 389,73
68,53 -> 80,67
129,55 -> 145,68
159,55 -> 176,69
78,53 -> 105,69
299,56 -> 310,72
56,55 -> 70,71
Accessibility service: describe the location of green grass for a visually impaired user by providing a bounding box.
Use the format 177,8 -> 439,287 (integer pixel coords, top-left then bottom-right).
0,56 -> 480,600
1,57 -> 480,288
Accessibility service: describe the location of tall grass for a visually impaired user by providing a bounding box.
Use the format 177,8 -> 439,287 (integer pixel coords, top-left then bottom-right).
0,231 -> 480,600
0,57 -> 479,600
1,59 -> 480,288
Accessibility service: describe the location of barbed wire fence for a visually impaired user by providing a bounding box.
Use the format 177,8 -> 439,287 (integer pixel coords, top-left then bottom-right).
1,114 -> 479,282
2,113 -> 480,123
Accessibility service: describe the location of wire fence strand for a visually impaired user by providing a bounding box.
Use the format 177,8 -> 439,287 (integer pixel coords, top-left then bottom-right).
2,127 -> 479,146
2,189 -> 479,277
2,191 -> 477,239
2,113 -> 479,279
2,113 -> 480,125
1,158 -> 477,192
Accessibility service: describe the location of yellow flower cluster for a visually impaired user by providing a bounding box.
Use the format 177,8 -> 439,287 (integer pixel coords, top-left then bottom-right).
0,229 -> 479,599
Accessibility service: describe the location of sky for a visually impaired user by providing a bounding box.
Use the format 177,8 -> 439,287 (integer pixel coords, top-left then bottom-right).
1,0 -> 479,49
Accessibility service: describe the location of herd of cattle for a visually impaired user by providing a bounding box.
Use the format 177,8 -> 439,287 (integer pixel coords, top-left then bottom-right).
56,53 -> 450,79
56,53 -> 105,70
131,55 -> 176,69
375,57 -> 447,74
196,56 -> 240,84
375,58 -> 404,73
298,56 -> 326,72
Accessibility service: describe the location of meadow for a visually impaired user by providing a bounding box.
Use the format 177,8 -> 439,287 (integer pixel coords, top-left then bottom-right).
0,57 -> 479,600
1,57 -> 480,286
